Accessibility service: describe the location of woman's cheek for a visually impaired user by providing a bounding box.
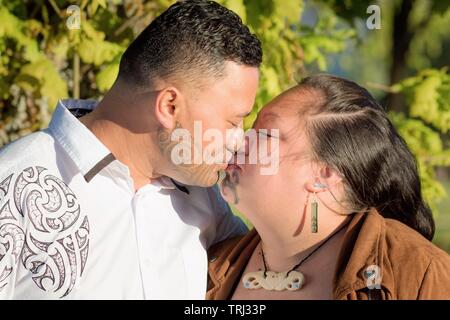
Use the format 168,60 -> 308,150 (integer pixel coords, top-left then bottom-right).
246,164 -> 273,191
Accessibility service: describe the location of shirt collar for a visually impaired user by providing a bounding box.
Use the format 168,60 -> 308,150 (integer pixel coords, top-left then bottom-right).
48,99 -> 116,182
48,99 -> 190,195
153,176 -> 190,195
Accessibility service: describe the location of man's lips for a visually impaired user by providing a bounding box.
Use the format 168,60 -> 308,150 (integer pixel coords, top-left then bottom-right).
219,163 -> 228,171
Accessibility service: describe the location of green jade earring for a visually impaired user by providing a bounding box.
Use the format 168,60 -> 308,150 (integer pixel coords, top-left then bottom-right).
311,182 -> 327,233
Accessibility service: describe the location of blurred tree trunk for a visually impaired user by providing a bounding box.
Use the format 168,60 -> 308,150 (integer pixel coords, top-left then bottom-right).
387,0 -> 413,113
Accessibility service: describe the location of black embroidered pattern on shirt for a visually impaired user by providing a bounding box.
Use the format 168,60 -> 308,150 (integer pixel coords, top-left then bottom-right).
0,166 -> 89,298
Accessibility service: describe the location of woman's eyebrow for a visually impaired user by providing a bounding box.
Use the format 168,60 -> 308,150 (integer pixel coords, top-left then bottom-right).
258,112 -> 279,124
262,112 -> 279,120
237,111 -> 252,118
253,111 -> 280,128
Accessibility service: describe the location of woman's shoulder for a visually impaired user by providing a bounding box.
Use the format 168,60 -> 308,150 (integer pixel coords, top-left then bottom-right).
384,217 -> 450,262
382,217 -> 450,299
336,210 -> 450,299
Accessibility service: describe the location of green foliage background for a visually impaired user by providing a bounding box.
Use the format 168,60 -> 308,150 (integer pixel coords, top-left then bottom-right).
0,0 -> 449,240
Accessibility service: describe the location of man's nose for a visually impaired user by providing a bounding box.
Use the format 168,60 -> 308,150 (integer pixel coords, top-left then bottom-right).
232,135 -> 249,160
241,135 -> 250,156
225,128 -> 245,152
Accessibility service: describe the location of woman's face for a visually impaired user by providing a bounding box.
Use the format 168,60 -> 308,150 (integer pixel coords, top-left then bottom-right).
220,89 -> 318,230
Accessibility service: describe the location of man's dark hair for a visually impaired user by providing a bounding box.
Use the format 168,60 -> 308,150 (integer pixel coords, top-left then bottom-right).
118,0 -> 262,87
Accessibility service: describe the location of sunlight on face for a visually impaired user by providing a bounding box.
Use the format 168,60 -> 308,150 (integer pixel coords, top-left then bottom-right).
162,61 -> 259,187
220,88 -> 315,222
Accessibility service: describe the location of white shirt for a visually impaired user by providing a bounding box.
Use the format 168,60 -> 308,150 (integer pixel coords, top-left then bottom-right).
0,99 -> 247,300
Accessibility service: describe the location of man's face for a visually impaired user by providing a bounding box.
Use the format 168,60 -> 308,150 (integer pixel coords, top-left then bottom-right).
160,61 -> 259,187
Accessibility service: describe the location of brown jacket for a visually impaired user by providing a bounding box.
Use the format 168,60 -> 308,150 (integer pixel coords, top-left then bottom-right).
206,209 -> 450,300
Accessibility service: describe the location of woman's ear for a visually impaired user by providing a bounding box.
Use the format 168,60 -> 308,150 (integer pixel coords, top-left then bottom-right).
305,179 -> 328,194
154,87 -> 182,130
305,166 -> 343,193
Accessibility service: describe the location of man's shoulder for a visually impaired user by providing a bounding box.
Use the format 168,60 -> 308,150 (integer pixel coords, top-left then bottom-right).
0,130 -> 55,172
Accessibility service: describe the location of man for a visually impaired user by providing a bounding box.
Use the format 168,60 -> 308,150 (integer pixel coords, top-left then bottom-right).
0,0 -> 261,299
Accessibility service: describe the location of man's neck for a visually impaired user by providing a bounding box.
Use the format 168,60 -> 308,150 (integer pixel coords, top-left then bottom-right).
79,91 -> 162,192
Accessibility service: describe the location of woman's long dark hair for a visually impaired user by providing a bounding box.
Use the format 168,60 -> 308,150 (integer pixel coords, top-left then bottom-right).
301,74 -> 435,240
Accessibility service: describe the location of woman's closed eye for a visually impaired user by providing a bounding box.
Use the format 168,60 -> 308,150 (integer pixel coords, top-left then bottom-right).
258,129 -> 279,139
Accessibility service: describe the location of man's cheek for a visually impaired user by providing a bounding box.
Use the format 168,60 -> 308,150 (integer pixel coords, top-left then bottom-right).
202,143 -> 230,165
181,163 -> 220,187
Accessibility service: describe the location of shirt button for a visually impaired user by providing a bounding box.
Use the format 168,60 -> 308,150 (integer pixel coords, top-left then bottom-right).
209,256 -> 218,263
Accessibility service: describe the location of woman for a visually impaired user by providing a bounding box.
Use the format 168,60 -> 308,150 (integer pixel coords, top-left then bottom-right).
207,74 -> 450,300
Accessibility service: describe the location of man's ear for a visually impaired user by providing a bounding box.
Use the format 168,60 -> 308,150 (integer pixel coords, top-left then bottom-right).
154,87 -> 182,130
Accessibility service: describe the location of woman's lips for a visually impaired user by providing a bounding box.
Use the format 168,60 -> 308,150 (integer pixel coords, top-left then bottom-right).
220,163 -> 242,191
225,163 -> 242,184
225,163 -> 242,173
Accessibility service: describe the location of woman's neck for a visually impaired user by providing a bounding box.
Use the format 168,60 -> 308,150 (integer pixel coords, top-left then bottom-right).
255,214 -> 351,273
